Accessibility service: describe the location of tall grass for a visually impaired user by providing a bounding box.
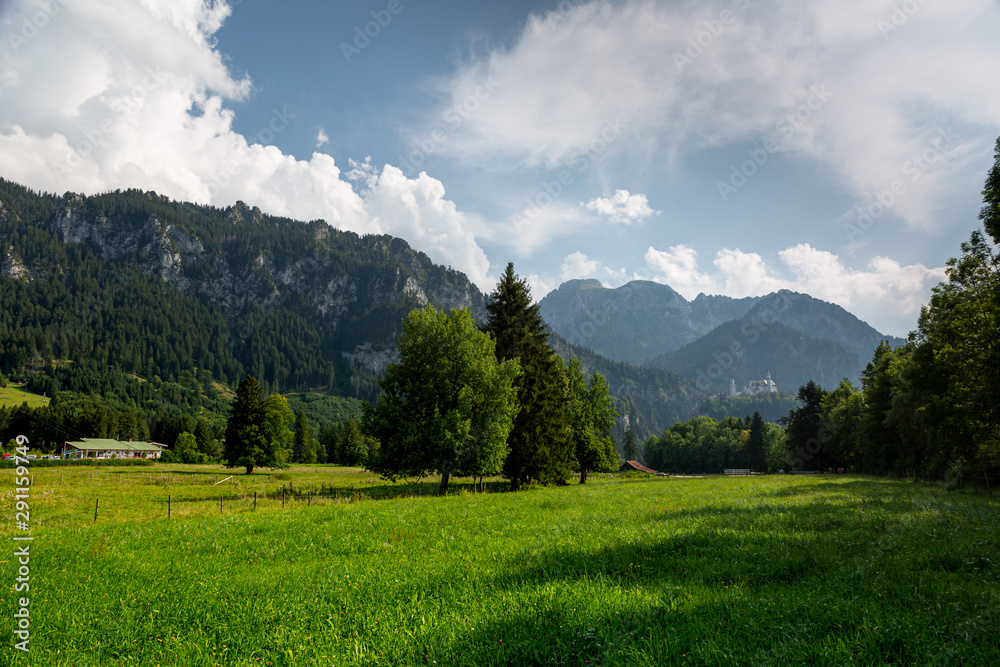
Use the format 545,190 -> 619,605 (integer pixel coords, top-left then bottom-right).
3,468 -> 998,665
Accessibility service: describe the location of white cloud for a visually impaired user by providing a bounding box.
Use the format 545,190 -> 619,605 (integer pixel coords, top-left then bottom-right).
356,161 -> 492,288
560,251 -> 600,281
437,0 -> 1000,229
643,243 -> 945,335
559,250 -> 626,284
584,189 -> 658,225
316,128 -> 329,148
643,245 -> 718,297
476,201 -> 591,258
0,0 -> 494,290
525,273 -> 557,304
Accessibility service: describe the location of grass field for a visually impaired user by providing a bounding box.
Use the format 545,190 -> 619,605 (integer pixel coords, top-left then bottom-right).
2,467 -> 998,666
0,383 -> 49,410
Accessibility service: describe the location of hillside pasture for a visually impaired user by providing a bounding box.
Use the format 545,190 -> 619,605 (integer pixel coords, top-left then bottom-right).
0,383 -> 50,410
2,469 -> 998,666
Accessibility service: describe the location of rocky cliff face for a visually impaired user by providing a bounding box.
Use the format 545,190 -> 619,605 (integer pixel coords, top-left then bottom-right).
42,191 -> 485,375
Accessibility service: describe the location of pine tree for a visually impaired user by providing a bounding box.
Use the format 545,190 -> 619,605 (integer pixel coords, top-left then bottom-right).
483,263 -> 573,490
747,411 -> 766,472
293,411 -> 316,463
224,376 -> 265,474
223,375 -> 292,474
622,422 -> 638,462
781,381 -> 828,470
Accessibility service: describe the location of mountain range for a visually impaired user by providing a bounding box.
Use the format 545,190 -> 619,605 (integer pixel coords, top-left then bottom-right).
1,178 -> 905,440
538,279 -> 904,393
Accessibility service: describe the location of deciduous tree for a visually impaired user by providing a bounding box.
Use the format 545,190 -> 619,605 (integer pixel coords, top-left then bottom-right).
363,306 -> 520,493
567,359 -> 618,484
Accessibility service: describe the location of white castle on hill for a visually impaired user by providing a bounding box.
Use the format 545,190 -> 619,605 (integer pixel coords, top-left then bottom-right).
729,371 -> 777,397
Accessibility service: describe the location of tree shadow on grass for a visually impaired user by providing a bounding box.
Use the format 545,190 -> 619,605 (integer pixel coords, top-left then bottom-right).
439,575 -> 997,667
764,477 -> 910,499
459,492 -> 959,599
434,493 -> 999,666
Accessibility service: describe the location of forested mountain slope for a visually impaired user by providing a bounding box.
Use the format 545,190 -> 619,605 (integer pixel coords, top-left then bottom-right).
0,179 -> 482,402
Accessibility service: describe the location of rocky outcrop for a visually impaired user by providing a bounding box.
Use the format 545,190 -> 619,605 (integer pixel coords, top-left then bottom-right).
1,245 -> 31,280
43,190 -> 487,376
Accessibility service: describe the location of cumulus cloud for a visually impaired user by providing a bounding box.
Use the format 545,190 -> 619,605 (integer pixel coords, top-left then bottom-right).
436,0 -> 1000,228
559,250 -> 626,284
642,243 -> 945,335
525,273 -> 557,303
474,201 -> 592,258
0,0 -> 493,289
560,251 -> 600,280
316,128 -> 329,148
643,245 -> 721,297
584,189 -> 658,225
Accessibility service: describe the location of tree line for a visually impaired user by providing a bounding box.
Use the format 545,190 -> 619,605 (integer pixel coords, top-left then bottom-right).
642,412 -> 786,474
360,264 -> 620,492
779,138 -> 1000,481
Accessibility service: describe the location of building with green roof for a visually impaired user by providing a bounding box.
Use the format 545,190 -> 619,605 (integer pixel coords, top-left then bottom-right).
62,439 -> 166,460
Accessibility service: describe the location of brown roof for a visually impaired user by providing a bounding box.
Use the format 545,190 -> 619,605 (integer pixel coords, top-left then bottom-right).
621,460 -> 659,474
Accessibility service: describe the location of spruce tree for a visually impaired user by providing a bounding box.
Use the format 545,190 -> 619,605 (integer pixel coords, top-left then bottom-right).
483,263 -> 574,489
223,375 -> 292,474
782,381 -> 828,470
622,422 -> 638,462
980,136 -> 1000,244
224,376 -> 265,473
748,411 -> 766,472
293,411 -> 316,464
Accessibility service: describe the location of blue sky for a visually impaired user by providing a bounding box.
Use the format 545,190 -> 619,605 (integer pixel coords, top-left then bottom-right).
1,0 -> 999,336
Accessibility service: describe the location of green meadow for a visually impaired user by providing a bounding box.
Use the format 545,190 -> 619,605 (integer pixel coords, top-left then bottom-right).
3,468 -> 999,666
0,384 -> 49,410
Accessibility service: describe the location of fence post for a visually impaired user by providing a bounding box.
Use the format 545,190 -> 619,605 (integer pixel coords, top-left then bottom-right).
220,496 -> 223,513
986,472 -> 992,497
254,491 -> 257,511
282,491 -> 285,508
94,498 -> 99,523
308,492 -> 311,507
168,495 -> 171,519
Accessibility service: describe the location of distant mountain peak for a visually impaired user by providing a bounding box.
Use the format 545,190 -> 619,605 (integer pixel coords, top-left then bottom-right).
539,278 -> 903,382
